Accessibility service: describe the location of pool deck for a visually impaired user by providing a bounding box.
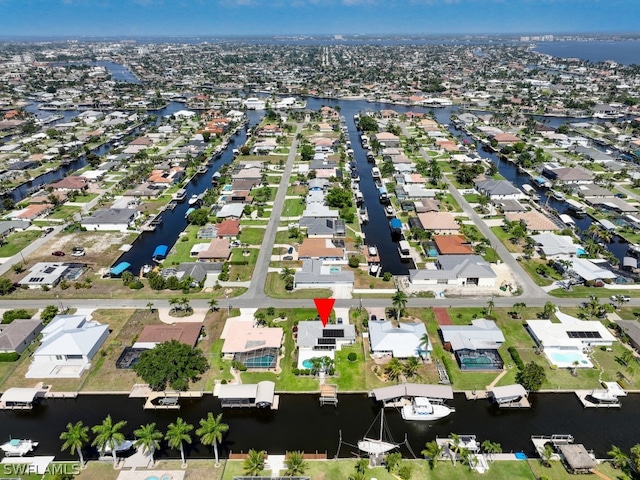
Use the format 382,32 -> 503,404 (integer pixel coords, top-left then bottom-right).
116,470 -> 185,480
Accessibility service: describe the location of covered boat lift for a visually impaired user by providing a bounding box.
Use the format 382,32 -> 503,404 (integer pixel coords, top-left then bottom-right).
152,245 -> 169,262
109,261 -> 131,277
0,387 -> 48,410
488,384 -> 530,408
216,381 -> 277,409
370,383 -> 453,406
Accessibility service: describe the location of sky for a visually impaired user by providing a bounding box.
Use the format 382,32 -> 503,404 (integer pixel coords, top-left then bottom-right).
2,0 -> 640,38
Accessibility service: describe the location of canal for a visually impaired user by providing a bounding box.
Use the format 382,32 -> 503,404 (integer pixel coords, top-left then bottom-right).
1,393 -> 639,460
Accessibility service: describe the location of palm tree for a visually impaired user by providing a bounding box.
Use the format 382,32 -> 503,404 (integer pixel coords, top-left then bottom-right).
146,301 -> 154,313
284,450 -> 308,476
179,297 -> 191,313
391,290 -> 408,320
540,443 -> 555,467
196,412 -> 228,467
486,297 -> 495,316
165,417 -> 193,468
448,434 -> 462,467
422,440 -> 443,470
168,297 -> 180,312
60,421 -> 89,469
608,445 -> 629,470
133,423 -> 163,467
404,356 -> 421,378
419,332 -> 431,359
279,267 -> 295,290
481,440 -> 502,463
513,302 -> 526,319
91,415 -> 127,468
242,448 -> 265,476
385,358 -> 404,383
208,298 -> 219,312
542,302 -> 556,319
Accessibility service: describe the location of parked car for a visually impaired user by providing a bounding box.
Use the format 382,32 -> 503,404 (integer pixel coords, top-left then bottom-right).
71,247 -> 85,257
610,294 -> 631,303
283,255 -> 293,261
51,251 -> 65,257
288,246 -> 294,254
44,227 -> 54,235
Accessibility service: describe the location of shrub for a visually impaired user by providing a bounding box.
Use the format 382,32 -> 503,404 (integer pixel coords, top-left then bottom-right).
508,346 -> 525,370
0,352 -> 19,362
347,352 -> 357,362
221,379 -> 227,385
348,255 -> 360,268
2,309 -> 30,324
129,280 -> 144,290
293,368 -> 300,375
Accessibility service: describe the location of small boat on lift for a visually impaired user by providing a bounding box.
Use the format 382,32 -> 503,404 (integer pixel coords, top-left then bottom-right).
1,438 -> 38,457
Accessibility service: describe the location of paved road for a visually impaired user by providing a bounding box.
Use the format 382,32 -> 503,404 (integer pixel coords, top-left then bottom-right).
243,123 -> 302,299
0,225 -> 65,276
401,123 -> 546,300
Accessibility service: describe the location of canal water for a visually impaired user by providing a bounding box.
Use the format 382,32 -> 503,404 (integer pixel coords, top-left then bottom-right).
1,393 -> 639,460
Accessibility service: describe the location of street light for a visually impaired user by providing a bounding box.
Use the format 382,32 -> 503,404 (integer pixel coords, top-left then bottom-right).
225,293 -> 230,315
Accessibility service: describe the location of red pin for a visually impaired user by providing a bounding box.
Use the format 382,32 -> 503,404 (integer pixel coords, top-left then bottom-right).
314,298 -> 335,327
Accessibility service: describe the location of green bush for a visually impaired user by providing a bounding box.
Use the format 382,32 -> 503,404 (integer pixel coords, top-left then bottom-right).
508,346 -> 524,370
0,352 -> 19,362
347,352 -> 357,362
129,280 -> 144,290
2,309 -> 30,324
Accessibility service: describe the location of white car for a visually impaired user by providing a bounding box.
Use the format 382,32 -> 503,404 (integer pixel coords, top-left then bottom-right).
611,295 -> 631,303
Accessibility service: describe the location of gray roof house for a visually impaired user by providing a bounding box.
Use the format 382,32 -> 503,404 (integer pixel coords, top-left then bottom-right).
369,320 -> 431,359
81,208 -> 139,232
440,319 -> 505,351
18,262 -> 70,289
409,255 -> 497,288
299,217 -> 346,238
614,320 -> 640,353
531,233 -> 581,257
0,319 -> 44,354
0,220 -> 31,237
475,179 -> 524,200
296,321 -> 356,351
294,259 -> 354,289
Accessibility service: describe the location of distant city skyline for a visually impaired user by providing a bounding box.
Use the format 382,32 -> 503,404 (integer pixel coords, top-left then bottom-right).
2,0 -> 640,38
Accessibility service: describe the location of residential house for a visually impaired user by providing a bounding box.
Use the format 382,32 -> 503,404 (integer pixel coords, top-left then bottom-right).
18,262 -> 70,289
298,218 -> 345,238
216,203 -> 245,219
221,320 -> 283,369
133,323 -> 202,349
294,259 -> 354,289
369,320 -> 431,359
409,255 -> 497,288
49,176 -> 89,191
440,319 -> 505,370
147,167 -> 185,186
297,321 -> 356,353
531,233 -> 581,257
374,132 -> 400,147
505,211 -> 559,233
491,132 -> 521,145
26,314 -> 110,378
13,203 -> 54,221
475,179 -> 524,200
433,235 -> 474,255
0,319 -> 44,355
542,166 -> 593,185
298,238 -> 345,260
81,208 -> 139,232
417,212 -> 460,235
197,238 -> 231,262
215,219 -> 241,238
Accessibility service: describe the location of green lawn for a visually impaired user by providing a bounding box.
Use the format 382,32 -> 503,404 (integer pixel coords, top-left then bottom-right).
441,193 -> 462,212
71,193 -> 99,203
519,259 -> 559,287
264,272 -> 331,299
335,341 -> 369,391
0,230 -> 42,257
282,198 -> 305,217
47,205 -> 82,220
239,227 -> 266,245
490,226 -> 521,253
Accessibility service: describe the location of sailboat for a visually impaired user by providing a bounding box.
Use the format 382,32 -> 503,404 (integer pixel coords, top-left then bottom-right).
357,409 -> 399,460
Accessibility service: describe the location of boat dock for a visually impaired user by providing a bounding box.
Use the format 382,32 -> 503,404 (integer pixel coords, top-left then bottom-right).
142,391 -> 203,410
319,384 -> 338,407
575,390 -> 621,408
215,381 -> 278,410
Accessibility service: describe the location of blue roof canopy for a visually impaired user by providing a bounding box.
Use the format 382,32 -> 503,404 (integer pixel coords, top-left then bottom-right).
390,218 -> 402,229
110,262 -> 131,275
153,245 -> 169,259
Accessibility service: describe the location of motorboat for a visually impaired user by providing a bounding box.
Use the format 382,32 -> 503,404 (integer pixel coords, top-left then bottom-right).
196,165 -> 207,174
385,205 -> 394,217
369,264 -> 380,277
103,439 -> 134,454
174,189 -> 187,202
188,194 -> 200,206
368,246 -> 378,257
401,397 -> 455,421
590,390 -> 619,403
1,438 -> 38,457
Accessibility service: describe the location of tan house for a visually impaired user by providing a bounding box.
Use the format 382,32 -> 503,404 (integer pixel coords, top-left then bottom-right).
505,211 -> 559,233
197,238 -> 231,262
417,212 -> 460,234
298,238 -> 344,260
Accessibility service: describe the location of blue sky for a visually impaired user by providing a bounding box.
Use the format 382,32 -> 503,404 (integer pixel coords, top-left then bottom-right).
2,0 -> 640,37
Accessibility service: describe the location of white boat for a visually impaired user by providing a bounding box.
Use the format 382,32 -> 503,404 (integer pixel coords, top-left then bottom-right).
385,205 -> 394,217
590,390 -> 619,403
103,439 -> 134,454
552,191 -> 566,201
188,194 -> 199,205
368,246 -> 378,257
371,167 -> 381,179
174,189 -> 187,202
196,165 -> 207,174
522,184 -> 536,196
357,410 -> 398,457
401,397 -> 454,421
369,264 -> 380,277
1,438 -> 38,457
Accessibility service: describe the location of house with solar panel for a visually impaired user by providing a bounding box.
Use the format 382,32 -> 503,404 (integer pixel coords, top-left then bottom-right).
296,321 -> 356,369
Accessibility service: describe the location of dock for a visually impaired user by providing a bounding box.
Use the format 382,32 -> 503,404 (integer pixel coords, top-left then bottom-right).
319,384 -> 338,407
142,391 -> 203,410
575,390 -> 621,408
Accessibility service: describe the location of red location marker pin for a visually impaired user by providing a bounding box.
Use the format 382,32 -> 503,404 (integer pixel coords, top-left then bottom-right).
314,298 -> 335,327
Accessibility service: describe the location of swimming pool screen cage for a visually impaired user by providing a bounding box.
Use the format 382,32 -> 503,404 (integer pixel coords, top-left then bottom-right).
456,349 -> 504,370
233,347 -> 279,369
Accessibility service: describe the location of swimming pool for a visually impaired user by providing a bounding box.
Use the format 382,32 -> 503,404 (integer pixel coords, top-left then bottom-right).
330,267 -> 340,273
576,247 -> 586,256
302,359 -> 313,369
243,354 -> 276,368
223,185 -> 233,191
547,350 -> 592,368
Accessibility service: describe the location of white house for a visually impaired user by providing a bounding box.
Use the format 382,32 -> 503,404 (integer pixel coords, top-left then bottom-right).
26,315 -> 110,378
526,309 -> 615,369
368,320 -> 431,359
80,208 -> 139,232
409,255 -> 497,288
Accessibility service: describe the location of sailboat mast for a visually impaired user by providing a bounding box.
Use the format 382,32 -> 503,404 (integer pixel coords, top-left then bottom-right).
379,409 -> 384,441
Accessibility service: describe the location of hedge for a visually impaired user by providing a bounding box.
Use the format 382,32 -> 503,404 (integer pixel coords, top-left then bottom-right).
508,346 -> 524,370
0,352 -> 19,362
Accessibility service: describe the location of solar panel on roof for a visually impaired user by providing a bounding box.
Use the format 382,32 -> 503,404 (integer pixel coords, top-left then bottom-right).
322,329 -> 344,338
567,331 -> 602,339
317,338 -> 336,345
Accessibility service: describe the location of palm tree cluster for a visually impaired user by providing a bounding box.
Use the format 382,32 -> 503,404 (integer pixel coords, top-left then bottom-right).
60,413 -> 229,469
385,356 -> 422,382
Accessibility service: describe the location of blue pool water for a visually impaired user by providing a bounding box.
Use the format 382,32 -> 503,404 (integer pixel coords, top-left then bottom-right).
330,267 -> 340,273
243,355 -> 276,368
550,352 -> 589,364
302,359 -> 313,369
576,247 -> 586,256
145,476 -> 159,480
223,185 -> 233,191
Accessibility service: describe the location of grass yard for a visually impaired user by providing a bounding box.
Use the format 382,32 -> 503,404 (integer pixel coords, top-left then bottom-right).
0,230 -> 42,257
490,226 -> 522,253
282,198 -> 305,217
47,205 -> 82,220
265,272 -> 331,299
239,227 -> 266,245
70,193 -> 99,203
519,258 -> 560,286
441,193 -> 462,212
